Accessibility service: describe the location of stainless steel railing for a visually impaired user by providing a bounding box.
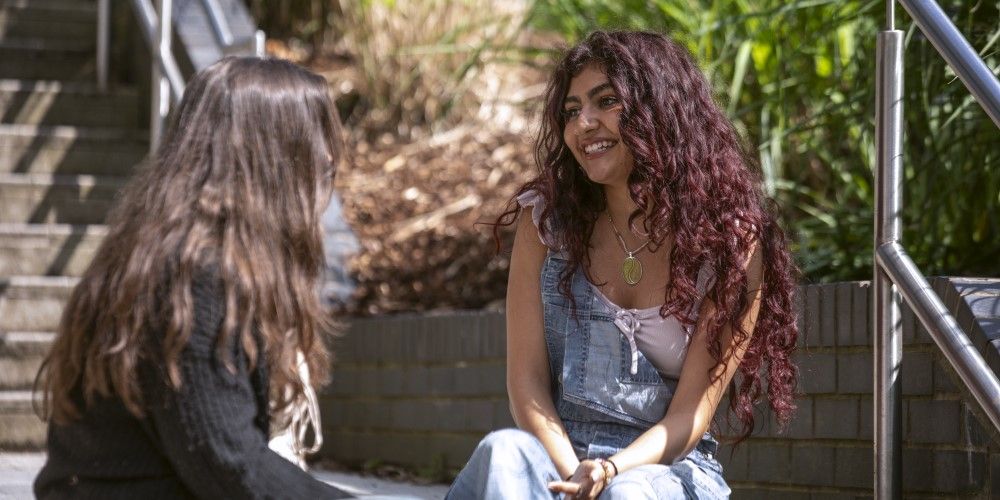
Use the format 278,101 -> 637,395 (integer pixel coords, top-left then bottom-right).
95,0 -> 266,150
201,0 -> 266,56
874,1 -> 1000,498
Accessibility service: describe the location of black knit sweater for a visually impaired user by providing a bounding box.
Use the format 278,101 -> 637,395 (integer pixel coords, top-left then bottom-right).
34,274 -> 352,499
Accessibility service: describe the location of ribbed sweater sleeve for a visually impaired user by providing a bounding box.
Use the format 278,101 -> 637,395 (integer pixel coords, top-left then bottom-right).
140,274 -> 352,499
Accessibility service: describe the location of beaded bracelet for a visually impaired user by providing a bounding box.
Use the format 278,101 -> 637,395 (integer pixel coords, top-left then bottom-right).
593,458 -> 618,486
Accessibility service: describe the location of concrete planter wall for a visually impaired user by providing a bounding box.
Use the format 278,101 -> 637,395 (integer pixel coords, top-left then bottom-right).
319,279 -> 1000,498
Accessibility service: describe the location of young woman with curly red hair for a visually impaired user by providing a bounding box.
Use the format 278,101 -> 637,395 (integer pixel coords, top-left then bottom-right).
447,30 -> 799,499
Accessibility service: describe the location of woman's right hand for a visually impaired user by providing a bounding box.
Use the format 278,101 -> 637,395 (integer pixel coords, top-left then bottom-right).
547,460 -> 608,499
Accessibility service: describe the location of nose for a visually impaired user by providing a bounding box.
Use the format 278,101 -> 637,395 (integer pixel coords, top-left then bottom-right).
575,107 -> 598,135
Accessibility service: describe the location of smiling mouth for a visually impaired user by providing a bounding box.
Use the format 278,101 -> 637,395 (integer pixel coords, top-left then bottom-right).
582,140 -> 616,157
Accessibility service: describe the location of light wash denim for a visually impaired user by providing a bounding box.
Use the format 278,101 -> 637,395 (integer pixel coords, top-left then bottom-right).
447,251 -> 731,499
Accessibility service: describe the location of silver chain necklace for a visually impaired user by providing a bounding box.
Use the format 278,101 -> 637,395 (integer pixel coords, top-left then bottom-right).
606,211 -> 650,286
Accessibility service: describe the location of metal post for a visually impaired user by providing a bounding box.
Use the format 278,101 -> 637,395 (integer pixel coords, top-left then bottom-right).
150,0 -> 173,151
255,30 -> 267,58
96,0 -> 110,91
874,23 -> 905,500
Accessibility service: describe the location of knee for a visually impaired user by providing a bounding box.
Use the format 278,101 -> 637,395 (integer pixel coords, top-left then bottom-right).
477,429 -> 543,458
602,466 -> 677,500
602,479 -> 655,500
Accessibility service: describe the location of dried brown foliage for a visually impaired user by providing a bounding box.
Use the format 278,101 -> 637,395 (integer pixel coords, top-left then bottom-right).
262,1 -> 551,315
335,127 -> 536,315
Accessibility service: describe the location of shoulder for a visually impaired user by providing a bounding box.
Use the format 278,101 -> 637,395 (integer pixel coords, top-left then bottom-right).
515,188 -> 562,251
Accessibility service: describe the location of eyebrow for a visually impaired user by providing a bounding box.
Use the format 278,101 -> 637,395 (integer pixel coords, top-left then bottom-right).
563,82 -> 614,106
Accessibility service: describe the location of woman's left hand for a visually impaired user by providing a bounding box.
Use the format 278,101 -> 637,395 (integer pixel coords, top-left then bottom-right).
547,460 -> 607,499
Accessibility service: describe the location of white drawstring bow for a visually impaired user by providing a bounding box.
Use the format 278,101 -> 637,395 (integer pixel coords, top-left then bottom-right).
613,309 -> 641,375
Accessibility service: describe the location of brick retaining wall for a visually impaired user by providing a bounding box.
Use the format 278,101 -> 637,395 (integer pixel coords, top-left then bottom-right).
319,280 -> 1000,498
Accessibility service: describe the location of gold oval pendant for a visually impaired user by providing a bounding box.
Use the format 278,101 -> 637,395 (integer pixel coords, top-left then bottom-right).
622,256 -> 642,285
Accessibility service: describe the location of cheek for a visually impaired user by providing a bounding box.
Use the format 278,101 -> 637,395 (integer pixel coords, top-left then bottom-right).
562,129 -> 578,158
607,112 -> 623,137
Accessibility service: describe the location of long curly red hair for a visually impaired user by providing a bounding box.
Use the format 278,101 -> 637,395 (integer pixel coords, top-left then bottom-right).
495,30 -> 799,443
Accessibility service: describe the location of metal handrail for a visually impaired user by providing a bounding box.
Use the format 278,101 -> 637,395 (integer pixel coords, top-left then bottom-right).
877,243 -> 1000,432
201,0 -> 266,57
95,0 -> 266,150
96,0 -> 110,92
201,0 -> 235,46
899,0 -> 1000,129
874,1 -> 1000,498
130,0 -> 185,103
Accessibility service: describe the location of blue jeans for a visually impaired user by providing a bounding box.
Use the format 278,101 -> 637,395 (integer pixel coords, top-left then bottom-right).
446,429 -> 730,499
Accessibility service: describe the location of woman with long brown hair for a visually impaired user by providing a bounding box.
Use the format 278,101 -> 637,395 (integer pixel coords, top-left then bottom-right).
448,30 -> 799,499
34,57 -> 352,499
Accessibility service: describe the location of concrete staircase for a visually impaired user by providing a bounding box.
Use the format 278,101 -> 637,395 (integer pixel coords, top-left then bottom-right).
0,0 -> 146,451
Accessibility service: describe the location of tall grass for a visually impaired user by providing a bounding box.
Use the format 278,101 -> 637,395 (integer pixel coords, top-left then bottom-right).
528,0 -> 1000,282
330,0 -> 534,137
247,0 -> 537,137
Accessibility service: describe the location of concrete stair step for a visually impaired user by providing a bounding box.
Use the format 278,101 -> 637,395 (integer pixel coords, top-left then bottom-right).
0,275 -> 77,332
0,80 -> 139,128
0,390 -> 46,450
0,2 -> 96,43
0,0 -> 95,12
0,223 -> 106,276
0,37 -> 94,82
0,172 -> 126,225
0,123 -> 147,175
0,331 -> 54,390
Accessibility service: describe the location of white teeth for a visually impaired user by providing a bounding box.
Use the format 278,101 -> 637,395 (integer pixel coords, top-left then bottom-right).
583,140 -> 614,154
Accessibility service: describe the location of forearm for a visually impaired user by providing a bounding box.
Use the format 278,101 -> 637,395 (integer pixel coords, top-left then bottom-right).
509,381 -> 580,478
608,412 -> 707,472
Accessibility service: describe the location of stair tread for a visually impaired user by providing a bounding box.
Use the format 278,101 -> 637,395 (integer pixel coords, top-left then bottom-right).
0,390 -> 36,413
0,171 -> 129,186
0,275 -> 79,287
0,390 -> 33,402
0,0 -> 95,13
0,122 -> 146,140
0,222 -> 108,236
0,36 -> 92,52
0,79 -> 136,96
0,331 -> 56,343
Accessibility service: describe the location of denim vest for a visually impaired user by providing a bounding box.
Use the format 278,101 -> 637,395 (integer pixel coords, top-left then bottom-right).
541,250 -> 718,460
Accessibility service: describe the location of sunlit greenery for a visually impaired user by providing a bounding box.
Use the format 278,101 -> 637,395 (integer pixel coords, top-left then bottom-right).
247,0 -> 1000,282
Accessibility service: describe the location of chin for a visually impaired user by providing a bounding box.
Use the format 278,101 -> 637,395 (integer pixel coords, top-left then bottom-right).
581,166 -> 623,186
577,156 -> 631,187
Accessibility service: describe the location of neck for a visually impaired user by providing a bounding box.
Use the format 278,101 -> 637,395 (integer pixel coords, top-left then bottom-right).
604,184 -> 642,234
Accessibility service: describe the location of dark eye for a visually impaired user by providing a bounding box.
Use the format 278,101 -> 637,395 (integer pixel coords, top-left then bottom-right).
599,95 -> 619,107
562,107 -> 580,119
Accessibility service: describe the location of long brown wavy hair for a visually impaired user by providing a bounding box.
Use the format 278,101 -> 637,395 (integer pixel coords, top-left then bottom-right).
495,31 -> 799,443
37,57 -> 344,424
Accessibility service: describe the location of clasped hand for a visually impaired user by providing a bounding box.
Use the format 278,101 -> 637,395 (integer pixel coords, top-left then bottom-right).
547,459 -> 615,500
